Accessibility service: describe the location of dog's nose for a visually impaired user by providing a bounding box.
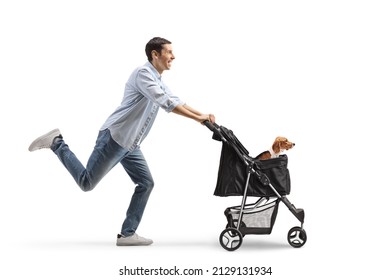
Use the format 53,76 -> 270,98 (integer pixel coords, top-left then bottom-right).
292,143 -> 295,146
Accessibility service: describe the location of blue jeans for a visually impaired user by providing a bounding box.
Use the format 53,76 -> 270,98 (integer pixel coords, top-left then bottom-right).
51,129 -> 154,237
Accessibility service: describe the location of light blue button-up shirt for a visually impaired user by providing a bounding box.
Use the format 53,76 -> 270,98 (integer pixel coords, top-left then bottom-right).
101,62 -> 185,151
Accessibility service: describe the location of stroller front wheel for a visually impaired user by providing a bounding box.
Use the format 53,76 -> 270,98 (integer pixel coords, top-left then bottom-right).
226,219 -> 247,236
287,226 -> 307,248
219,228 -> 243,251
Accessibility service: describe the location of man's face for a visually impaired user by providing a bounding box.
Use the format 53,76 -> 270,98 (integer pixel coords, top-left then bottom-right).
153,44 -> 175,74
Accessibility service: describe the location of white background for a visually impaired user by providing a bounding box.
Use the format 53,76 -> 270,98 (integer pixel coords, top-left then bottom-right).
1,0 -> 389,279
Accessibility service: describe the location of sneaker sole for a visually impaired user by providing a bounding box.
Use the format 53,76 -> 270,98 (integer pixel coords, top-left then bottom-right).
116,240 -> 153,246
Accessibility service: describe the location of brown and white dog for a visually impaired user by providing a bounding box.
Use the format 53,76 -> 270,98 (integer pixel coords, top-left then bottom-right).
256,137 -> 295,160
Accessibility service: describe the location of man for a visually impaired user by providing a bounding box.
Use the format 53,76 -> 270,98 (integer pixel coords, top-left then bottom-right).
28,37 -> 215,246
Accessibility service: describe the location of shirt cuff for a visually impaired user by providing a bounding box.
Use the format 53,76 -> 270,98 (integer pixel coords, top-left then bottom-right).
166,100 -> 185,113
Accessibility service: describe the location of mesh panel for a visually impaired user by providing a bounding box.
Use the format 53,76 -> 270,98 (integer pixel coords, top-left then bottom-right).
231,205 -> 276,228
243,207 -> 274,227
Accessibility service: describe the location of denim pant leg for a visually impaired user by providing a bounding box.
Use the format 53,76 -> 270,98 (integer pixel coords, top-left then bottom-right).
51,129 -> 127,191
119,148 -> 154,237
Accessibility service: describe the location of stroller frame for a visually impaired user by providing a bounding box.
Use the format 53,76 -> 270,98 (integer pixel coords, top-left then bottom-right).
205,121 -> 306,251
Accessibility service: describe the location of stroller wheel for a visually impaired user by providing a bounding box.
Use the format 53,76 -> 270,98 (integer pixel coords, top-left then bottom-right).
226,220 -> 246,236
219,228 -> 243,251
287,226 -> 307,248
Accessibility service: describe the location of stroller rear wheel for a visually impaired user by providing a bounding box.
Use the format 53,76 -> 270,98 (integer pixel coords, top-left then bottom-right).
287,226 -> 307,248
219,228 -> 243,251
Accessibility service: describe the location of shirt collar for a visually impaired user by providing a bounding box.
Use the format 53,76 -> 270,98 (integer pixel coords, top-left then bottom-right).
145,61 -> 162,80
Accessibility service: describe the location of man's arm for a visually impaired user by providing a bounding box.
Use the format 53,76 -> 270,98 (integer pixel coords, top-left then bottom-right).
172,104 -> 215,124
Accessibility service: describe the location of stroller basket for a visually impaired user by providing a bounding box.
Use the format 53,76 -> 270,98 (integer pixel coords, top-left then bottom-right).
214,140 -> 291,197
225,198 -> 279,234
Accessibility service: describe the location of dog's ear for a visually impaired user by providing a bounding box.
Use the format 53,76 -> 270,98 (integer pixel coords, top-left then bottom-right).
272,138 -> 281,153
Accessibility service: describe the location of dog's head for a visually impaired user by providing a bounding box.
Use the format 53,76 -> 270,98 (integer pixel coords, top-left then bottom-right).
273,137 -> 295,153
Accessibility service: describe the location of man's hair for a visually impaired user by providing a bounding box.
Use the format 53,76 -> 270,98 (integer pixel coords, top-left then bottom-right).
145,37 -> 172,62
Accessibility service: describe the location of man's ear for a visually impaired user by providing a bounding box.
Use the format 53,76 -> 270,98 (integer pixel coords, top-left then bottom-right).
152,50 -> 159,59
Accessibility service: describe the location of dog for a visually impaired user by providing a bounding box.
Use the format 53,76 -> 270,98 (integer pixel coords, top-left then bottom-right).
256,137 -> 295,160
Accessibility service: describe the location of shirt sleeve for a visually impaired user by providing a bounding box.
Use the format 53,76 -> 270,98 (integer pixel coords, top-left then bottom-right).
135,68 -> 185,112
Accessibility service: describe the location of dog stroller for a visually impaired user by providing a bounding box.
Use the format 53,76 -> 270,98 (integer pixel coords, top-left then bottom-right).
204,122 -> 306,251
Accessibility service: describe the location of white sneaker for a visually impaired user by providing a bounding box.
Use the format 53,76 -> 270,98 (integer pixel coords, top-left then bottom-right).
116,233 -> 153,246
28,129 -> 61,151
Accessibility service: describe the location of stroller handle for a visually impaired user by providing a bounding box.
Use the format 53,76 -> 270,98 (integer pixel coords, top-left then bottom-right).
203,120 -> 219,132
